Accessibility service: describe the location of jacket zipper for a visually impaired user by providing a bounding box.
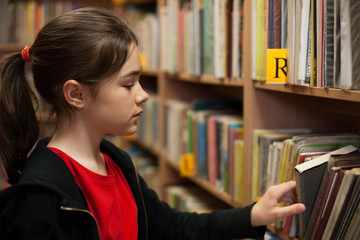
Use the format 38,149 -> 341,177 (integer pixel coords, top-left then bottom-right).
60,206 -> 101,240
131,157 -> 149,240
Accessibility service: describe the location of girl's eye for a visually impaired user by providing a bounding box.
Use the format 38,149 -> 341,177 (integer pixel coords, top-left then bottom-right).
124,83 -> 135,89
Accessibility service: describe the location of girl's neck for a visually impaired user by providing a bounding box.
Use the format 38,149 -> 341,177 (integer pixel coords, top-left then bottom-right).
47,118 -> 107,175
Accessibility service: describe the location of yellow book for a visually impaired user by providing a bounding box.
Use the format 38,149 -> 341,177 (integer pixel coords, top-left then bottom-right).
279,139 -> 294,184
26,1 -> 36,43
233,139 -> 244,204
255,0 -> 265,81
252,129 -> 277,201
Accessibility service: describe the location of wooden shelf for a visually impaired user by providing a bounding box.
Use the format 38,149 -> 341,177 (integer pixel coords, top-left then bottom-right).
254,81 -> 360,103
141,68 -> 159,77
165,72 -> 245,87
119,0 -> 157,7
2,1 -> 358,239
0,44 -> 23,53
164,157 -> 241,208
126,138 -> 161,157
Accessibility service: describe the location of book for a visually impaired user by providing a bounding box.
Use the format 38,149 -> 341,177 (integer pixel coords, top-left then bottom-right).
286,0 -> 295,84
273,0 -> 282,49
293,0 -> 303,85
294,145 -> 358,239
339,0 -> 360,90
212,0 -> 227,78
207,113 -> 242,187
233,139 -> 244,204
322,168 -> 360,240
219,115 -> 243,192
333,167 -> 360,239
166,185 -> 224,213
251,0 -> 257,79
316,0 -> 325,87
258,132 -> 294,196
190,99 -> 242,179
266,141 -> 284,189
231,0 -> 241,78
333,0 -> 341,88
196,110 -> 216,179
343,200 -> 360,239
287,133 -> 360,183
227,123 -> 243,196
0,0 -> 9,43
281,137 -> 350,234
159,6 -> 168,71
255,0 -> 266,81
306,151 -> 360,239
268,0 -> 275,49
179,1 -> 187,74
167,0 -> 179,73
297,0 -> 311,85
137,94 -> 159,149
323,0 -> 335,87
307,166 -> 345,240
251,128 -> 310,201
165,100 -> 191,164
281,0 -> 288,49
309,0 -> 317,86
203,0 -> 214,75
193,0 -> 201,76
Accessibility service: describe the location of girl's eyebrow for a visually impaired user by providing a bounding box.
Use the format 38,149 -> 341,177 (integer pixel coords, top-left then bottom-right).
122,67 -> 143,78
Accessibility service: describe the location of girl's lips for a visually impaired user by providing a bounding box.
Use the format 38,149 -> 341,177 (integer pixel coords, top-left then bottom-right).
133,112 -> 142,120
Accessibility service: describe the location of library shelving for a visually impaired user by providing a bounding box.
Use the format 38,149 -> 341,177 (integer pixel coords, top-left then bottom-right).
128,0 -> 360,239
1,0 -> 360,239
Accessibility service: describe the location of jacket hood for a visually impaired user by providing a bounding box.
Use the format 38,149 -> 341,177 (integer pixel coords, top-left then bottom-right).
14,138 -> 88,209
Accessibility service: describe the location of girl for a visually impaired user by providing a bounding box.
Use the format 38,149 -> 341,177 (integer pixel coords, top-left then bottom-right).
0,7 -> 304,240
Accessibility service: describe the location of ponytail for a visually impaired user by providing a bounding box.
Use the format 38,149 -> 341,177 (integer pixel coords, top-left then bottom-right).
0,7 -> 139,184
0,53 -> 39,184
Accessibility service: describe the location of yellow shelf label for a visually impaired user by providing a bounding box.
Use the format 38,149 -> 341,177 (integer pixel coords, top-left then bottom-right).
266,49 -> 287,84
180,154 -> 195,177
112,0 -> 125,5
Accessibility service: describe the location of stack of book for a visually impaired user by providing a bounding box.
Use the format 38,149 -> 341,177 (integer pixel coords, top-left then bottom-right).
252,0 -> 360,90
165,99 -> 244,204
166,185 -> 227,213
2,0 -> 80,44
252,129 -> 360,238
159,0 -> 244,79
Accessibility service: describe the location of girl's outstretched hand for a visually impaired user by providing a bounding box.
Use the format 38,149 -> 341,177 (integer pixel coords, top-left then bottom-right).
251,181 -> 306,227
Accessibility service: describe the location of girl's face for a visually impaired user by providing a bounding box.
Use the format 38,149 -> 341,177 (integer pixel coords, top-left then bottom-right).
82,44 -> 149,136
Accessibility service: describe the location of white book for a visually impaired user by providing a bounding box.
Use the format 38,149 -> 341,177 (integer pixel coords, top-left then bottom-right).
297,0 -> 311,83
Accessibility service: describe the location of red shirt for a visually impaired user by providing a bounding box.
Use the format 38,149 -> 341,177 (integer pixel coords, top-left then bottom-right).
49,147 -> 138,240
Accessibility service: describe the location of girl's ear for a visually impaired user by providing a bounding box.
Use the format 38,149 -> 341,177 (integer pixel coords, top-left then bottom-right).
63,80 -> 86,109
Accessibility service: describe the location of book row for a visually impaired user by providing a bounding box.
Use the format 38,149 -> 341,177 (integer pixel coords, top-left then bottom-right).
166,185 -> 228,213
128,0 -> 360,90
136,98 -> 360,238
163,99 -> 244,204
253,129 -> 360,238
252,0 -> 360,90
0,1 -> 82,44
126,9 -> 160,71
136,94 -> 160,151
157,0 -> 244,79
131,97 -> 245,204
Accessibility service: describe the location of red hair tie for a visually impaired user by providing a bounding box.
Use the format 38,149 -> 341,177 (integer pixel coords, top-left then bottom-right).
21,45 -> 31,62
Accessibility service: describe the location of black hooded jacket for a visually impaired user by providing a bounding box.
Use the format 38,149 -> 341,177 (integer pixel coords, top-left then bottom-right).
0,138 -> 265,240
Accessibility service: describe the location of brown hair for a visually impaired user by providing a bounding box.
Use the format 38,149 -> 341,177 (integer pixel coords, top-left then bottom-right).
0,7 -> 138,184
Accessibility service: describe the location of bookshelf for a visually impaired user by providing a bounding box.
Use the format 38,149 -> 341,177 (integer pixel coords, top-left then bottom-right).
1,0 -> 360,239
126,0 -> 360,239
